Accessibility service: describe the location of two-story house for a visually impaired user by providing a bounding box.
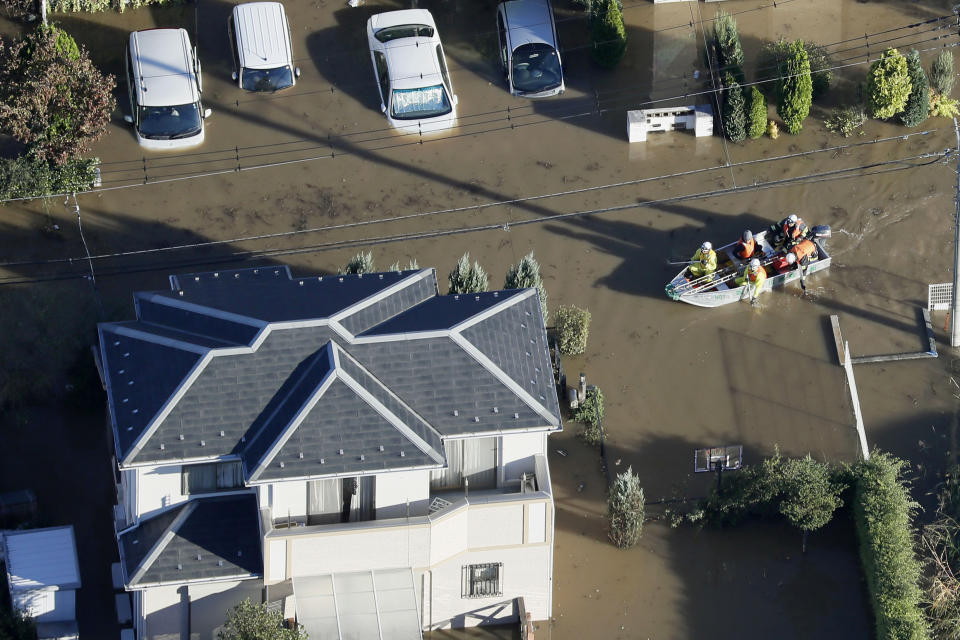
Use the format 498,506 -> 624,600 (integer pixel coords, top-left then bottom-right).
98,265 -> 561,639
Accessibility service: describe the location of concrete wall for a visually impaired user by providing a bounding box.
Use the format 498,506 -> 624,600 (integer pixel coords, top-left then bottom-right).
135,465 -> 186,519
500,433 -> 545,483
12,588 -> 75,622
141,579 -> 262,640
375,469 -> 430,519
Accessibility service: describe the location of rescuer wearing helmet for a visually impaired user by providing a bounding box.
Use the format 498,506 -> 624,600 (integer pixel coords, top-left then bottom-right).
734,229 -> 755,259
688,241 -> 717,278
736,257 -> 767,300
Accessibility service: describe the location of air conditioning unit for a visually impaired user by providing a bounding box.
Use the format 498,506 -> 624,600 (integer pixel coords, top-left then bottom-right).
520,473 -> 537,494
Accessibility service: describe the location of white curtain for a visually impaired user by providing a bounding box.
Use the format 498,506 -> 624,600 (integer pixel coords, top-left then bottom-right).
430,440 -> 464,490
307,478 -> 342,525
463,437 -> 497,490
216,461 -> 242,489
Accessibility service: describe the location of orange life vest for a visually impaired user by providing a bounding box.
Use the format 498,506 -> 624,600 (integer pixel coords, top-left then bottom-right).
735,238 -> 755,259
748,267 -> 764,283
790,239 -> 816,262
783,219 -> 807,242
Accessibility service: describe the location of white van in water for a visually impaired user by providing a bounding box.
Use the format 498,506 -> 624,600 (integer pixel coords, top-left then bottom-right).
229,2 -> 301,92
123,29 -> 211,150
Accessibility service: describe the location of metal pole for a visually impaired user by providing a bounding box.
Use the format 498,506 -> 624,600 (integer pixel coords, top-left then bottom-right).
951,118 -> 960,347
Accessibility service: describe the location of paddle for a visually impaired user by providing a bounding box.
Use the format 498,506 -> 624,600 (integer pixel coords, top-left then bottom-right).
666,260 -> 699,266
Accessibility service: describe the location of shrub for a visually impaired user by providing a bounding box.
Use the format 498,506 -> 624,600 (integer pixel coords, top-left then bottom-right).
505,251 -> 548,324
760,39 -> 832,100
0,606 -> 35,640
923,467 -> 960,638
766,120 -> 779,139
388,258 -> 419,271
931,49 -> 955,97
824,105 -> 866,137
852,453 -> 929,640
590,0 -> 626,69
901,50 -> 929,127
0,24 -> 115,165
777,455 -> 845,534
1,0 -> 39,19
555,304 -> 591,355
0,152 -> 100,202
722,74 -> 746,142
931,92 -> 960,118
747,87 -> 767,139
776,39 -> 813,134
867,48 -> 912,120
713,9 -> 743,82
219,599 -> 307,640
47,0 -> 182,11
448,252 -> 488,294
573,385 -> 604,446
608,466 -> 644,548
340,251 -> 374,275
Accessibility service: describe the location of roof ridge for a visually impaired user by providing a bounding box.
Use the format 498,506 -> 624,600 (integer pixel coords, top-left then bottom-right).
330,268 -> 436,334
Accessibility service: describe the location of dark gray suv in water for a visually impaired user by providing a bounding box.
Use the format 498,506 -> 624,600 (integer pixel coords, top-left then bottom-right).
496,0 -> 564,98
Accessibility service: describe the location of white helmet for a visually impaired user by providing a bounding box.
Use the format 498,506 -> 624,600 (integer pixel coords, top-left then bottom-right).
787,214 -> 799,225
701,241 -> 712,251
785,253 -> 797,265
749,258 -> 761,271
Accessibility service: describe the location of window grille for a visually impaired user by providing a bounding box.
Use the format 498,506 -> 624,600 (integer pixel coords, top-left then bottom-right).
461,562 -> 503,598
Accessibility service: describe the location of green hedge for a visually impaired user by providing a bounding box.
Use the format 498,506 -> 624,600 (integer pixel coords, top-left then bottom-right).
48,0 -> 182,12
852,453 -> 929,640
0,153 -> 99,202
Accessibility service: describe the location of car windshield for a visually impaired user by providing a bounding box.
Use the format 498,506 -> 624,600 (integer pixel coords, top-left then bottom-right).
241,66 -> 294,92
511,43 -> 562,93
375,24 -> 434,43
390,84 -> 452,120
137,103 -> 202,140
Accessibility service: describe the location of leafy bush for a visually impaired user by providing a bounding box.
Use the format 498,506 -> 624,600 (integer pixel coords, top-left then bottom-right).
341,251 -> 374,275
219,599 -> 307,640
0,152 -> 100,202
852,453 -> 929,640
722,74 -> 746,142
931,92 -> 960,118
555,304 -> 591,356
608,466 -> 644,548
867,48 -> 912,120
0,24 -> 115,164
448,253 -> 488,294
776,39 -> 813,134
901,50 -> 929,127
388,258 -> 419,271
931,49 -> 955,97
766,120 -> 779,139
922,467 -> 960,638
1,0 -> 40,19
747,87 -> 767,139
48,0 -> 183,11
824,105 -> 866,137
590,0 -> 626,70
573,385 -> 604,446
760,39 -> 832,100
505,251 -> 548,324
777,455 -> 844,533
713,9 -> 743,82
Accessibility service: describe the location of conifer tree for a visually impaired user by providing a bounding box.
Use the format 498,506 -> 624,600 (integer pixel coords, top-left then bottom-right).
777,39 -> 813,134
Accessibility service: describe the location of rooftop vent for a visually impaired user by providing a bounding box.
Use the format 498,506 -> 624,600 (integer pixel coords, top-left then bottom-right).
178,434 -> 184,441
298,452 -> 304,459
159,443 -> 165,450
218,560 -> 224,567
118,369 -> 125,374
474,416 -> 480,423
196,554 -> 201,561
200,440 -> 205,447
122,398 -> 129,403
219,431 -> 225,437
379,445 -> 384,452
132,409 -> 139,414
338,449 -> 344,455
513,413 -> 519,419
237,550 -> 243,557
453,410 -> 459,417
400,451 -> 405,457
279,461 -> 285,468
493,407 -> 499,414
360,454 -> 365,461
177,564 -> 182,571
234,273 -> 240,279
214,272 -> 219,278
320,458 -> 325,464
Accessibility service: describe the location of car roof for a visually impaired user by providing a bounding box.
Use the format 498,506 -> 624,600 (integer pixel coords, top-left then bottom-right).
368,8 -> 437,33
384,38 -> 444,91
501,0 -> 557,50
233,2 -> 292,70
129,29 -> 199,108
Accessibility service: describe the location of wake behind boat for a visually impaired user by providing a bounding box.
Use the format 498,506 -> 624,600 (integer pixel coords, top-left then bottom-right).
665,226 -> 831,308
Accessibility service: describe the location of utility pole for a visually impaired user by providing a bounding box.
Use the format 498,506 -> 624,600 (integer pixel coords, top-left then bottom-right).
952,118 -> 960,347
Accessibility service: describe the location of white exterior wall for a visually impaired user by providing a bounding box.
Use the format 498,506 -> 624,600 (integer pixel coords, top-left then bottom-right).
500,433 -> 546,483
141,584 -> 183,640
141,580 -> 261,640
267,480 -> 308,521
12,588 -> 75,622
375,469 -> 430,519
135,465 -> 186,519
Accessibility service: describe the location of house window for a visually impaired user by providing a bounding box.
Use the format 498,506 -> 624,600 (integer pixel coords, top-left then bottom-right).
462,563 -> 502,598
181,461 -> 243,494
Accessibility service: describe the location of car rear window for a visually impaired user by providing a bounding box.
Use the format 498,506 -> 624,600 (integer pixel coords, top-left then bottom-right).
375,24 -> 434,42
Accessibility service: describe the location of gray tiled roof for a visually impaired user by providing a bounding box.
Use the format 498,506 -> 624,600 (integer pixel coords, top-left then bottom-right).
119,493 -> 261,587
99,266 -> 561,480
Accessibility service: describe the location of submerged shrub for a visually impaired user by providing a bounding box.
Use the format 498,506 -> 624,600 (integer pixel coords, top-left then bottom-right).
341,251 -> 374,275
608,466 -> 645,548
573,385 -> 604,446
448,253 -> 488,294
931,92 -> 960,118
722,74 -> 746,142
590,0 -> 626,69
555,304 -> 591,355
747,87 -> 767,139
776,39 -> 813,134
901,50 -> 929,127
505,251 -> 549,324
824,105 -> 866,137
931,49 -> 955,97
867,48 -> 912,120
713,9 -> 744,81
0,152 -> 100,202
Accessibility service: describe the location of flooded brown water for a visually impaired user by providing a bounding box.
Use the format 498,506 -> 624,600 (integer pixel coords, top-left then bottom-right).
3,0 -> 960,637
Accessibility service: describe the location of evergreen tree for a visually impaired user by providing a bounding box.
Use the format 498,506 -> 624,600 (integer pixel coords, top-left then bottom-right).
931,49 -> 955,97
504,251 -> 548,324
608,466 -> 645,548
747,86 -> 767,139
340,251 -> 373,275
866,48 -> 912,120
590,0 -> 627,69
776,39 -> 813,135
448,252 -> 488,294
713,9 -> 744,82
900,50 -> 929,127
722,74 -> 746,142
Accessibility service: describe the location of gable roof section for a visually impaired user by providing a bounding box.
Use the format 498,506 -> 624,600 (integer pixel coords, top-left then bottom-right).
358,289 -> 524,336
119,493 -> 261,588
336,270 -> 437,336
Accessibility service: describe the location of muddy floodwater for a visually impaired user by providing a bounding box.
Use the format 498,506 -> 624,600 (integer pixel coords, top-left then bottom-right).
3,0 -> 960,637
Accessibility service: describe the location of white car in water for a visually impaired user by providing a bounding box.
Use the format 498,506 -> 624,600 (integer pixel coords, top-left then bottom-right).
496,0 -> 564,98
228,2 -> 301,92
366,9 -> 458,133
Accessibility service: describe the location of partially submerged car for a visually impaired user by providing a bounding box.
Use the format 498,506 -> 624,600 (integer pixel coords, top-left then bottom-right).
496,0 -> 564,98
124,28 -> 211,150
366,9 -> 458,133
229,2 -> 301,92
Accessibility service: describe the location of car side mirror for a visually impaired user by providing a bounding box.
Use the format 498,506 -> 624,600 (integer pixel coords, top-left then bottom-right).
453,95 -> 459,106
231,71 -> 238,81
123,114 -> 134,124
203,108 -> 212,118
294,67 -> 301,78
380,104 -> 386,113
